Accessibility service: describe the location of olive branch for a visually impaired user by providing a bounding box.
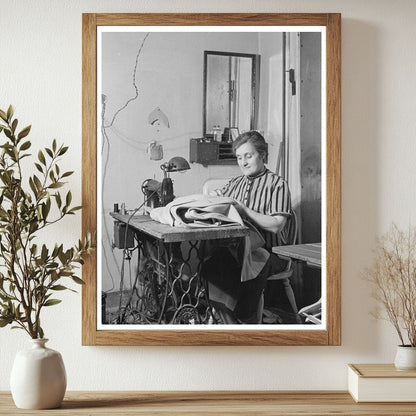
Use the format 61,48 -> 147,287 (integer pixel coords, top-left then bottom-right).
0,105 -> 94,339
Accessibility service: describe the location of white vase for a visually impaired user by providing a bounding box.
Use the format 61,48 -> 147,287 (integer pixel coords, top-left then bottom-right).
394,345 -> 416,371
10,338 -> 67,409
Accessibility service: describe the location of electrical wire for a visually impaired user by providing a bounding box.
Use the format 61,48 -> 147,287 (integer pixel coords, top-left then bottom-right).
100,33 -> 150,291
116,189 -> 160,323
103,119 -> 201,149
104,33 -> 150,130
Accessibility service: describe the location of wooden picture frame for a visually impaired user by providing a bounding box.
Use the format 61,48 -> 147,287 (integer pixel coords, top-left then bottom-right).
82,13 -> 341,346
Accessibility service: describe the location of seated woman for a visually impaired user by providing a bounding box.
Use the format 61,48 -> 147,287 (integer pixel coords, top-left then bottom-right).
202,131 -> 292,324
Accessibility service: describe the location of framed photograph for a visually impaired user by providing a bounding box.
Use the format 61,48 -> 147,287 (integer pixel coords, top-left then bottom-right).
82,13 -> 341,346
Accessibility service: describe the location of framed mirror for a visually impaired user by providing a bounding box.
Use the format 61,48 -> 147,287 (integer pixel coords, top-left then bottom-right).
203,51 -> 258,138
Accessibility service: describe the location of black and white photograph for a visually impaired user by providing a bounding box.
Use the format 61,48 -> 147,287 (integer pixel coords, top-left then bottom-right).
97,27 -> 325,330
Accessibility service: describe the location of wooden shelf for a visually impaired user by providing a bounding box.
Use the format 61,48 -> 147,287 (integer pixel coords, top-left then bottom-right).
1,391 -> 416,415
189,139 -> 237,166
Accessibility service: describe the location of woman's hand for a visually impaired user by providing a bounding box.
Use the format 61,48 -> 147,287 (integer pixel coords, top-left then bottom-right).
232,200 -> 286,234
232,199 -> 247,216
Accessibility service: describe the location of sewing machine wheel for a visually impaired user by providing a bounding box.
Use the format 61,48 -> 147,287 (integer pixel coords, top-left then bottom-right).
173,306 -> 200,324
135,261 -> 162,322
143,283 -> 158,318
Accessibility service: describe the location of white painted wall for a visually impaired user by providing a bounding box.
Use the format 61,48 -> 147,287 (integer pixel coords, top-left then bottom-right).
101,31 -> 257,291
1,0 -> 416,391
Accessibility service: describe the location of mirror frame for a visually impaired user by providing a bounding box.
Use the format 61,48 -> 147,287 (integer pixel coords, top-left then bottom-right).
82,13 -> 341,346
203,50 -> 258,138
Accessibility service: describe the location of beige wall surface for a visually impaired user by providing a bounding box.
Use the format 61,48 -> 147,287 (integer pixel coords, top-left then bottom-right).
1,0 -> 416,391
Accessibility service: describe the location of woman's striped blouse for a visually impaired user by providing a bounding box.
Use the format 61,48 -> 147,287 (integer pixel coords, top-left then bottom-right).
220,168 -> 292,250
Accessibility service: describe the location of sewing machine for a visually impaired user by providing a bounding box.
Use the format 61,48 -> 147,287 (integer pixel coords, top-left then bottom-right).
141,156 -> 190,208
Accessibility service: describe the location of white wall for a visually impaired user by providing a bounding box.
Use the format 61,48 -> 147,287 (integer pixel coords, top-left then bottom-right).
258,32 -> 284,175
101,31 -> 257,290
1,0 -> 416,391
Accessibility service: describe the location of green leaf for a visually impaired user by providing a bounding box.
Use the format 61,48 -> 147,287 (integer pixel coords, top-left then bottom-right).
52,244 -> 63,258
43,299 -> 62,307
61,171 -> 74,178
52,139 -> 57,152
41,244 -> 48,262
69,206 -> 82,213
31,244 -> 38,256
6,105 -> 14,121
4,129 -> 12,140
71,276 -> 85,285
11,119 -> 18,133
17,125 -> 31,140
55,192 -> 62,209
48,182 -> 64,189
58,146 -> 68,156
58,250 -> 67,264
59,271 -> 73,277
0,317 -> 13,327
65,191 -> 72,207
41,202 -> 50,221
50,284 -> 68,291
19,140 -> 31,151
46,195 -> 51,211
38,150 -> 46,165
45,148 -> 53,158
29,177 -> 38,197
34,163 -> 43,173
33,175 -> 43,192
0,109 -> 7,122
38,325 -> 44,339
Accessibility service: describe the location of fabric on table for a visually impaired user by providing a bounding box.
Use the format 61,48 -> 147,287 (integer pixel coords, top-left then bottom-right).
149,194 -> 269,283
150,194 -> 243,228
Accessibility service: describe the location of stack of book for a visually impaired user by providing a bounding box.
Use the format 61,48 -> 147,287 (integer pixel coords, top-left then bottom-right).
348,364 -> 416,402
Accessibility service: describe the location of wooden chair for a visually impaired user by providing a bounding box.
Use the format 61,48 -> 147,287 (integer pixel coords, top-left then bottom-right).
258,210 -> 299,323
202,178 -> 230,196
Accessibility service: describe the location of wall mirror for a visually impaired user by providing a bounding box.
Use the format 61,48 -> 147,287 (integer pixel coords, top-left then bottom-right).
203,51 -> 257,138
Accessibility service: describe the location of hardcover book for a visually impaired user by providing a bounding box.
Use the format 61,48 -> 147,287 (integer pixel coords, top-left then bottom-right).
348,364 -> 416,402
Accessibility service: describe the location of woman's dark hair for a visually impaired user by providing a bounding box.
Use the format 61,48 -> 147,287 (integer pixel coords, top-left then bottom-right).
232,130 -> 268,161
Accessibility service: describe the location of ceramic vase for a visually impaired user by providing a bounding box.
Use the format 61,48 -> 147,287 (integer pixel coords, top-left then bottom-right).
10,338 -> 67,409
394,345 -> 416,371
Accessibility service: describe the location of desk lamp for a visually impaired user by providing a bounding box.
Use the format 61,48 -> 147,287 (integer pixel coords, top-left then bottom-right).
142,156 -> 190,208
160,156 -> 190,206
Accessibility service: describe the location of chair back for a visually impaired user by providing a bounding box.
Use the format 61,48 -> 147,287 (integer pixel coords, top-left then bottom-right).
278,209 -> 298,246
202,178 -> 230,196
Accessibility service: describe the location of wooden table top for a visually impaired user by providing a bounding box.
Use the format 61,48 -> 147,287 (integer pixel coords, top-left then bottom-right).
272,242 -> 321,268
110,213 -> 249,243
1,391 -> 416,415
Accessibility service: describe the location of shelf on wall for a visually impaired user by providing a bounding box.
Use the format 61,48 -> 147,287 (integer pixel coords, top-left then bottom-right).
189,139 -> 237,166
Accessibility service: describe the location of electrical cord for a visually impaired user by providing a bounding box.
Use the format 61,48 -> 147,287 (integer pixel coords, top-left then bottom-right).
104,33 -> 150,129
116,189 -> 160,323
100,33 -> 150,294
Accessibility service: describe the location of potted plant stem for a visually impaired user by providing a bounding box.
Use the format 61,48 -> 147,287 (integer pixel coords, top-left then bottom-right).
363,223 -> 416,370
0,105 -> 94,408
